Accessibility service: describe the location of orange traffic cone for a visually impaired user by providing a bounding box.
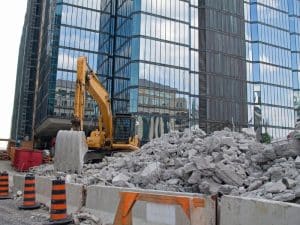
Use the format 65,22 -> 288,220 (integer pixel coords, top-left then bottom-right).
19,173 -> 41,210
0,171 -> 11,200
44,178 -> 73,225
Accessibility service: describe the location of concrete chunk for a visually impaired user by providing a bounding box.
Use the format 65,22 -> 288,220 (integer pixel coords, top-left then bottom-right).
112,173 -> 130,187
273,191 -> 296,202
295,156 -> 300,169
215,162 -> 244,186
282,177 -> 297,189
193,157 -> 215,172
183,162 -> 196,174
264,181 -> 286,194
139,162 -> 161,184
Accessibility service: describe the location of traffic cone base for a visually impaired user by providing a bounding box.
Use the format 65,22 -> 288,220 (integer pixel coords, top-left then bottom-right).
43,216 -> 73,225
0,195 -> 12,200
18,202 -> 41,210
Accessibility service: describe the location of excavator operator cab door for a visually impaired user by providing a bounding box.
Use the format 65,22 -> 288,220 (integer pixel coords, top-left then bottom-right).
113,114 -> 136,144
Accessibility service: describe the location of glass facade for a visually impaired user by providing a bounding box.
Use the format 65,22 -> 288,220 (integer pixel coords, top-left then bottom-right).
14,0 -> 247,144
34,0 -> 102,137
198,0 -> 248,132
11,0 -> 41,141
245,0 -> 300,138
98,0 -> 200,142
98,0 -> 247,142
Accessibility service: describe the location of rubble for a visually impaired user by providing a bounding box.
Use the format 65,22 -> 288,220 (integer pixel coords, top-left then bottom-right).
31,128 -> 300,204
296,156 -> 300,169
73,211 -> 102,225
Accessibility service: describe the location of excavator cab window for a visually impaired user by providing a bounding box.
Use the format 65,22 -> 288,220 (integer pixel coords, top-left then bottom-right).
113,114 -> 136,143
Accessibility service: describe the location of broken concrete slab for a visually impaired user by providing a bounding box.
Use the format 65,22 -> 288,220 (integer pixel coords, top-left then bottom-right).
264,181 -> 286,194
282,177 -> 297,189
272,191 -> 296,202
112,173 -> 130,187
295,156 -> 300,169
215,162 -> 244,186
139,162 -> 162,185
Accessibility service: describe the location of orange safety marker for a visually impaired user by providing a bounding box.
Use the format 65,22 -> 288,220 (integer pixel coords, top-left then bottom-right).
113,192 -> 207,225
0,171 -> 12,200
44,178 -> 73,225
18,173 -> 41,210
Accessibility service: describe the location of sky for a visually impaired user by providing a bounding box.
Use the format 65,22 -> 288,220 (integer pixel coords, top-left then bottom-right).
0,0 -> 27,148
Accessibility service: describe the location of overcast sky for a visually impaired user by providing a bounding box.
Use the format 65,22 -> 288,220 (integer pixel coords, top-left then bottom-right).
0,0 -> 27,148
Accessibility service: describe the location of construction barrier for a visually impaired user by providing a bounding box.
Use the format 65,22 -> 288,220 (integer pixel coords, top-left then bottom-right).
9,174 -> 300,225
13,174 -> 84,214
44,178 -> 73,225
113,191 -> 207,225
220,195 -> 300,225
18,173 -> 40,210
0,171 -> 11,199
86,185 -> 216,225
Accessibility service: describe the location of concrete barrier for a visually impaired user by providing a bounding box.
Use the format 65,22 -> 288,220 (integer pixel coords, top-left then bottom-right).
86,185 -> 216,225
220,196 -> 300,225
66,182 -> 84,213
13,174 -> 84,214
35,176 -> 52,208
12,174 -> 25,193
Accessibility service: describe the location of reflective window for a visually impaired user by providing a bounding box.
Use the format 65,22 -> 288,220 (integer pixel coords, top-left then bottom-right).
246,0 -> 299,138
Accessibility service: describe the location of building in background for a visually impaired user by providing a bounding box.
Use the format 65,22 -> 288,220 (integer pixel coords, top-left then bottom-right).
12,0 -> 247,146
290,1 -> 300,121
198,0 -> 248,132
98,0 -> 247,142
245,0 -> 300,138
32,0 -> 102,145
11,0 -> 41,141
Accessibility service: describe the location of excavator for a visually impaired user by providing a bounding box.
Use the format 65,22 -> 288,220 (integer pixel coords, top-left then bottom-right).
54,57 -> 139,171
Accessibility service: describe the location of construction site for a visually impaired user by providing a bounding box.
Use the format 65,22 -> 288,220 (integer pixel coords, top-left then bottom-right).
1,0 -> 300,224
1,122 -> 300,224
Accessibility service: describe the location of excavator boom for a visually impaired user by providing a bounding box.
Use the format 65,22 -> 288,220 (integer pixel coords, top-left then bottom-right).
72,56 -> 86,131
73,56 -> 113,142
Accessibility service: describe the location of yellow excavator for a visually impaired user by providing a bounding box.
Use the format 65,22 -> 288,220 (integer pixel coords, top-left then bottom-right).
54,57 -> 139,171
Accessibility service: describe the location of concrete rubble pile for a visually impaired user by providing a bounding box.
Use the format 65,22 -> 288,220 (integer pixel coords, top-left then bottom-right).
32,128 -> 300,203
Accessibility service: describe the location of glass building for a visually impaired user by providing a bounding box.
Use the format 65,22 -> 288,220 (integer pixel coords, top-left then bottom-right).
31,0 -> 102,141
245,0 -> 300,138
198,1 -> 248,132
98,0 -> 247,142
11,0 -> 41,141
12,0 -> 247,145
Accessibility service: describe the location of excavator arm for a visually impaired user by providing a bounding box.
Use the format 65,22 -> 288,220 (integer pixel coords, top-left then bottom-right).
72,56 -> 86,131
72,56 -> 113,142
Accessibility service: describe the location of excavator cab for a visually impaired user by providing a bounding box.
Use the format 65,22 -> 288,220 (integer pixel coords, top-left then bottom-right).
113,114 -> 137,144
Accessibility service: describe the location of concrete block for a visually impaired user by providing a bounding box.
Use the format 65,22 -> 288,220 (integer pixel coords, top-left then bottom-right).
220,196 -> 300,225
36,176 -> 84,214
12,174 -> 25,193
66,182 -> 84,213
36,176 -> 52,207
86,185 -> 216,225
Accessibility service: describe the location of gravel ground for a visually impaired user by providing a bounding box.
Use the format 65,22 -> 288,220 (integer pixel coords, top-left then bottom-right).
0,199 -> 49,225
